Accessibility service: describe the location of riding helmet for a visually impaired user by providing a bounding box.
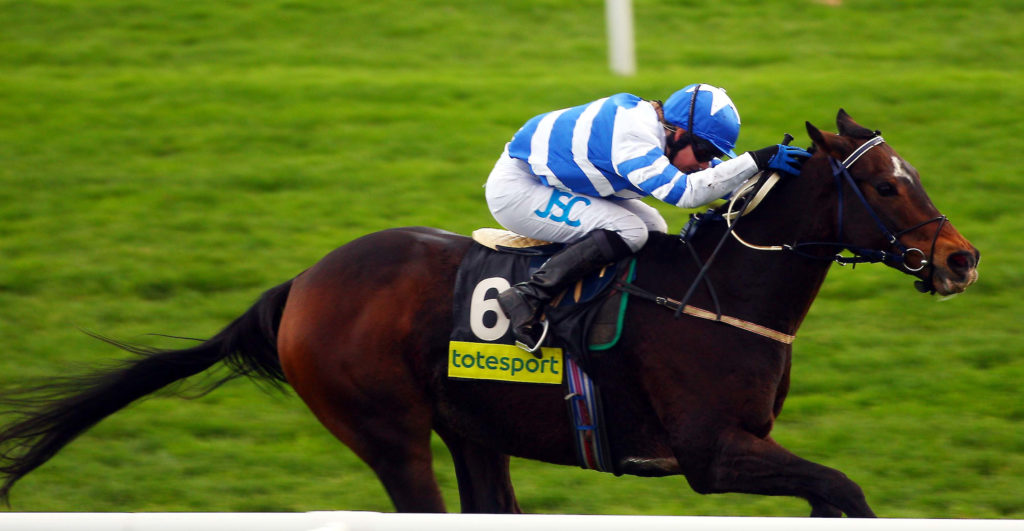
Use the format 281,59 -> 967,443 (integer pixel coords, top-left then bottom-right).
662,83 -> 741,158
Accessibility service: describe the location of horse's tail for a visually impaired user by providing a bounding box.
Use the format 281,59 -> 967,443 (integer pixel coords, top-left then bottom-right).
0,279 -> 294,503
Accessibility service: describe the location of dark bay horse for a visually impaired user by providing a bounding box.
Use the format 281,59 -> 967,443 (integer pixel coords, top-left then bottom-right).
0,111 -> 978,516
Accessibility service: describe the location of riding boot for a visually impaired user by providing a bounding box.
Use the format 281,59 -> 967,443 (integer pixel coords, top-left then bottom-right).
497,229 -> 632,352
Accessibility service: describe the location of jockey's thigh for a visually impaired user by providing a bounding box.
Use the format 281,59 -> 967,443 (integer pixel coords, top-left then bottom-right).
616,197 -> 669,235
485,152 -> 663,252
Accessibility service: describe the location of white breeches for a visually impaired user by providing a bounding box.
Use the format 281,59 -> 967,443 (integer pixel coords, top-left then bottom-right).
484,149 -> 667,252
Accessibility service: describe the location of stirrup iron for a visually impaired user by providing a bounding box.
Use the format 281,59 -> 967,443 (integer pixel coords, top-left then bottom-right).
515,319 -> 550,354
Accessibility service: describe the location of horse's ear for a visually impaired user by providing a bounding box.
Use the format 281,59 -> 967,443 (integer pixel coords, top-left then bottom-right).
836,109 -> 876,139
806,121 -> 828,150
837,108 -> 853,127
806,120 -> 845,160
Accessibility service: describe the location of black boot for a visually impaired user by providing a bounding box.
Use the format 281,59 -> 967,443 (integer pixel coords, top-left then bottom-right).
498,230 -> 632,352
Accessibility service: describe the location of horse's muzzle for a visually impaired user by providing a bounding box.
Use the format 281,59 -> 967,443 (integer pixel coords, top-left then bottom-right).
928,249 -> 980,295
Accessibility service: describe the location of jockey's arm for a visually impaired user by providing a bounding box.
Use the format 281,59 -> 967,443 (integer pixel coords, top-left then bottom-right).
611,113 -> 760,208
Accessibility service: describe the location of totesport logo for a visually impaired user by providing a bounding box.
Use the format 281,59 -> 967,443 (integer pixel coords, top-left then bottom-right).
448,276 -> 564,384
448,341 -> 563,384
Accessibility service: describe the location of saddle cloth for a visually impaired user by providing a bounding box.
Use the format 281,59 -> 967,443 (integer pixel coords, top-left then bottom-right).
446,229 -> 633,473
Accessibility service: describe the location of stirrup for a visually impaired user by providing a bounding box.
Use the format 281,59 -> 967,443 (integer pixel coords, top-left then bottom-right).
514,319 -> 550,354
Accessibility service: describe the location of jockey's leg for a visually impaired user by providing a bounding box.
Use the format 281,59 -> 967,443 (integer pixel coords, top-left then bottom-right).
618,198 -> 669,235
485,149 -> 657,351
497,229 -> 631,352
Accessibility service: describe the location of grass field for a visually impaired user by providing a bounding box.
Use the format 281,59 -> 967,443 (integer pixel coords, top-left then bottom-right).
1,0 -> 1022,518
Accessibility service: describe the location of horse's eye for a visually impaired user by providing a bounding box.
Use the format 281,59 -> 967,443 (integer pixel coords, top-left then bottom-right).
875,182 -> 898,197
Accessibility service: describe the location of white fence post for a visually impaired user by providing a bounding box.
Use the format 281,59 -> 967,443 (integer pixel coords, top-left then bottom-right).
606,0 -> 637,76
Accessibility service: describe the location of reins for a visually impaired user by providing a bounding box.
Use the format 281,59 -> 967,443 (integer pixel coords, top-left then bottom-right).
668,134 -> 796,321
614,281 -> 796,344
728,135 -> 946,277
620,134 -> 951,343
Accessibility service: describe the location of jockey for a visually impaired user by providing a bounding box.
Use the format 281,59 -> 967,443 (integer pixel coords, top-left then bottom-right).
485,83 -> 811,351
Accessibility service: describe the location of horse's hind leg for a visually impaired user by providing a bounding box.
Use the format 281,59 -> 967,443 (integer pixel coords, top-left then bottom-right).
694,429 -> 875,517
278,312 -> 447,511
290,373 -> 447,512
436,428 -> 521,513
276,227 -> 473,512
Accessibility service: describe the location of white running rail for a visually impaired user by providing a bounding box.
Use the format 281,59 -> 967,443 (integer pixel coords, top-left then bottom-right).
1,512 -> 1023,531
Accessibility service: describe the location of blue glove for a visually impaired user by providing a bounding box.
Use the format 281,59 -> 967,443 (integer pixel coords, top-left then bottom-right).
749,144 -> 812,175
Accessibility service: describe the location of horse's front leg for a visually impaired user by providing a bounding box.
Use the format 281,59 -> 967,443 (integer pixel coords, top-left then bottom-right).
692,429 -> 875,517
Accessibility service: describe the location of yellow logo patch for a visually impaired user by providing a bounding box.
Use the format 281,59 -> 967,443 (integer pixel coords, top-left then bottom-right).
448,341 -> 564,384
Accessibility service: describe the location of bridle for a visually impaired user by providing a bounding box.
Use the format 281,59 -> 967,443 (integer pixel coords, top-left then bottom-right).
627,133 -> 951,334
725,135 -> 948,293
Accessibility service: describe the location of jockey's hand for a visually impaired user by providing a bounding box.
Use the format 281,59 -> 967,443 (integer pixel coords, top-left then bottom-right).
749,144 -> 812,176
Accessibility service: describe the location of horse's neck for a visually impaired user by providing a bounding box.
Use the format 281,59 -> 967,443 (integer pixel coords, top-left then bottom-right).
645,176 -> 838,336
713,173 -> 839,334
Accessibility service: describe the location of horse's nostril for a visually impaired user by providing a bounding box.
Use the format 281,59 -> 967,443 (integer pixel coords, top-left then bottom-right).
947,251 -> 975,275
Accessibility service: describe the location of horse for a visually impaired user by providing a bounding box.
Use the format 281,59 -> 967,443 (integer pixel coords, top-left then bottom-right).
0,110 -> 978,517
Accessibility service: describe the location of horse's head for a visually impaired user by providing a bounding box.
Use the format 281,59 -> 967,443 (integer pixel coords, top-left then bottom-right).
804,110 -> 979,295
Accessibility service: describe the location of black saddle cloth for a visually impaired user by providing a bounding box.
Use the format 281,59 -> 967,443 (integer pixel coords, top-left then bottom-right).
450,242 -> 633,369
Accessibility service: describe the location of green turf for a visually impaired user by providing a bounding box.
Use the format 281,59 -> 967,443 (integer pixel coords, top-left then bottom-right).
1,0 -> 1021,517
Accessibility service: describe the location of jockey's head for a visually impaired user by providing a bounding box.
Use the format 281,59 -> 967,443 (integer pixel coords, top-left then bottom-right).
663,83 -> 741,161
